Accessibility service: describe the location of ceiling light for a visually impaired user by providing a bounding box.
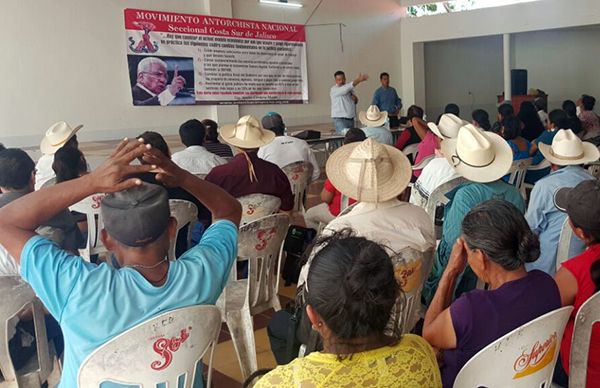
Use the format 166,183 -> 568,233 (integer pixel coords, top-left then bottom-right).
259,0 -> 304,8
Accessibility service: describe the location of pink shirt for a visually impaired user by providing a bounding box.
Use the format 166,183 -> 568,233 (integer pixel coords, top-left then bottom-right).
413,132 -> 439,178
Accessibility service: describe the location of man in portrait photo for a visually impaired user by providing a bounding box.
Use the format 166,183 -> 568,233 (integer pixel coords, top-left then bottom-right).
131,57 -> 187,106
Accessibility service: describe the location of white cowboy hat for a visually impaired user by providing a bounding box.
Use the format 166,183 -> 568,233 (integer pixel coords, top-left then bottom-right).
441,124 -> 513,183
40,121 -> 83,155
326,138 -> 411,202
428,113 -> 468,139
359,105 -> 388,127
220,115 -> 276,149
539,129 -> 600,166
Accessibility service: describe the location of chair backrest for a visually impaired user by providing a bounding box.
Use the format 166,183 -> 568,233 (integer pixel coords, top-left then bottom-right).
454,306 -> 573,388
556,217 -> 573,272
168,200 -> 198,260
506,158 -> 533,198
69,194 -> 107,261
237,214 -> 290,313
569,292 -> 600,387
238,194 -> 281,226
402,143 -> 419,162
527,158 -> 551,172
337,201 -> 357,218
78,305 -> 222,388
282,161 -> 314,212
0,277 -> 53,387
587,162 -> 600,179
425,176 -> 468,222
412,155 -> 434,171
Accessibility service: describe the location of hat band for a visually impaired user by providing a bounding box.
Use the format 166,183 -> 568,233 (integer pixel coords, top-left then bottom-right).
228,122 -> 262,140
549,148 -> 585,161
366,113 -> 383,121
451,151 -> 495,169
348,156 -> 390,202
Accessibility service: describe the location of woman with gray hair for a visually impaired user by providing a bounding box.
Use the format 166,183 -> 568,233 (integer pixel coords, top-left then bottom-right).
423,199 -> 561,387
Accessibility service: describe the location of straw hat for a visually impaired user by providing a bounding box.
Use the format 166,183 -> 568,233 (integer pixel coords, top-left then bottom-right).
428,113 -> 468,139
40,121 -> 83,155
539,129 -> 600,166
441,124 -> 513,183
326,138 -> 411,202
359,105 -> 388,128
220,115 -> 276,149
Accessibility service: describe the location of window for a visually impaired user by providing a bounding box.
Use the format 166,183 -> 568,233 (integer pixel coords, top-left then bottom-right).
406,0 -> 541,18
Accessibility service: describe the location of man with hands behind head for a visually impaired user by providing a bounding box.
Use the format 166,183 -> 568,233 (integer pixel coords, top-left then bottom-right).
0,139 -> 241,388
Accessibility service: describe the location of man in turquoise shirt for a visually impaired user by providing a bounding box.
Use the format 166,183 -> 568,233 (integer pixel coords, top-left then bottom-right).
0,140 -> 242,388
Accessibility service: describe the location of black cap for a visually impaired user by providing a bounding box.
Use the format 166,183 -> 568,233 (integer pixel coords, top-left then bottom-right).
101,183 -> 170,247
261,112 -> 284,132
554,180 -> 600,231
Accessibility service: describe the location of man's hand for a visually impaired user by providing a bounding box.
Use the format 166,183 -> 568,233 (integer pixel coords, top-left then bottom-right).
446,237 -> 468,276
351,93 -> 358,104
352,73 -> 369,87
168,65 -> 186,95
141,146 -> 188,188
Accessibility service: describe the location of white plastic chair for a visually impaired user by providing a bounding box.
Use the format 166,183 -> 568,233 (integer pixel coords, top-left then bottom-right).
453,306 -> 573,388
569,292 -> 600,387
238,194 -> 281,226
506,158 -> 533,198
524,159 -> 551,191
412,154 -> 434,172
217,214 -> 290,379
70,194 -> 107,262
402,143 -> 419,162
168,200 -> 198,261
0,277 -> 55,388
78,305 -> 222,388
282,161 -> 314,213
586,161 -> 600,179
424,176 -> 468,223
555,217 -> 573,272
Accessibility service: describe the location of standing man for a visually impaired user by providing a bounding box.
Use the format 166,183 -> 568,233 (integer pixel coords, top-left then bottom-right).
372,72 -> 402,128
330,71 -> 368,133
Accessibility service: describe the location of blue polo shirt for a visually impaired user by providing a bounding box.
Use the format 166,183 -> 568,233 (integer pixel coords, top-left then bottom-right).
372,86 -> 402,114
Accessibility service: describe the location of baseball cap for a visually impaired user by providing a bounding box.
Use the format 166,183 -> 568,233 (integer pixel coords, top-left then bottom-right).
101,183 -> 171,247
554,180 -> 600,231
261,112 -> 285,131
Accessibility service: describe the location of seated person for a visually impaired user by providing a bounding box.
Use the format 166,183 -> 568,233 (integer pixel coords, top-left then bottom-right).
577,94 -> 600,142
519,101 -> 546,141
171,119 -> 227,175
395,105 -> 425,151
525,109 -> 569,184
42,146 -> 88,188
501,116 -> 531,161
423,125 -> 525,304
0,140 -> 242,387
357,105 -> 394,145
258,112 -> 320,181
526,129 -> 598,275
423,199 -> 561,387
35,121 -> 83,190
553,180 -> 600,388
490,102 -> 514,134
471,109 -> 491,131
257,230 -> 441,388
202,119 -> 234,158
206,115 -> 294,212
444,103 -> 460,117
562,99 -> 583,135
304,128 -> 364,229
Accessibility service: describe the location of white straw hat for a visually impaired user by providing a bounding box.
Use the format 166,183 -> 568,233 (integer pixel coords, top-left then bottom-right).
326,138 -> 411,202
441,124 -> 513,183
428,113 -> 468,139
359,105 -> 388,127
40,121 -> 83,155
220,115 -> 276,149
539,129 -> 600,166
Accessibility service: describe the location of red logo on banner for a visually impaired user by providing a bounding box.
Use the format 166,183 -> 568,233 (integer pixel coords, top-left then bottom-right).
129,20 -> 159,53
150,327 -> 191,371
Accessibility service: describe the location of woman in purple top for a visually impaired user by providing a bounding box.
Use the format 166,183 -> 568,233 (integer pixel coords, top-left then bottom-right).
423,199 -> 561,387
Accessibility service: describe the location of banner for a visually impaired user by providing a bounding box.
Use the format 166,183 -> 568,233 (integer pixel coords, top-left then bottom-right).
124,8 -> 308,106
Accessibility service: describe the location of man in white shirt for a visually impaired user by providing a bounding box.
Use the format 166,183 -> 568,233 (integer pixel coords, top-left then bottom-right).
131,57 -> 186,106
35,121 -> 83,190
258,113 -> 320,182
171,119 -> 227,175
330,71 -> 369,133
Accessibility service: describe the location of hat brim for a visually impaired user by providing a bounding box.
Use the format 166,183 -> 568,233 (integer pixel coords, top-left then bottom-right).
220,124 -> 276,149
326,142 -> 411,202
553,187 -> 571,213
428,122 -> 448,139
359,111 -> 388,128
539,142 -> 600,166
40,124 -> 83,155
441,131 -> 514,183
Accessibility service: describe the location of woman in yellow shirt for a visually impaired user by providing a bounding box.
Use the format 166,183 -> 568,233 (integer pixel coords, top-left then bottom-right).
256,230 -> 441,388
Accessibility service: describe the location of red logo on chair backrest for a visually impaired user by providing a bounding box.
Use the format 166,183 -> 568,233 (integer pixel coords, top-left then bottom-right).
255,227 -> 277,251
512,331 -> 557,379
91,195 -> 104,209
150,327 -> 192,371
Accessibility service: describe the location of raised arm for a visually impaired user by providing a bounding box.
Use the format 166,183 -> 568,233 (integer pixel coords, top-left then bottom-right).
412,117 -> 430,140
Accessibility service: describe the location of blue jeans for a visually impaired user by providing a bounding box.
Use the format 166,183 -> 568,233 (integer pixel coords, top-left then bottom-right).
333,117 -> 354,134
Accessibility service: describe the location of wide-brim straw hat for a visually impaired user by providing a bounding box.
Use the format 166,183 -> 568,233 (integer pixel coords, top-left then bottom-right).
40,121 -> 83,155
359,105 -> 388,127
539,129 -> 600,166
326,138 -> 411,202
428,113 -> 468,140
441,124 -> 513,183
220,115 -> 276,149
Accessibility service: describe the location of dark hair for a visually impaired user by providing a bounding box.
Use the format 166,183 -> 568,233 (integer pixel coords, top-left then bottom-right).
563,100 -> 577,117
0,144 -> 5,152
472,109 -> 491,131
548,109 -> 568,129
380,72 -> 389,80
0,149 -> 35,190
519,101 -> 545,134
52,147 -> 87,183
179,119 -> 205,147
444,103 -> 460,116
202,119 -> 219,142
498,103 -> 514,118
462,199 -> 540,271
406,105 -> 424,121
570,219 -> 600,246
306,229 -> 399,343
582,94 -> 596,111
590,259 -> 600,293
63,135 -> 78,150
501,116 -> 523,140
334,70 -> 345,78
343,128 -> 366,145
137,131 -> 170,158
534,97 -> 547,113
